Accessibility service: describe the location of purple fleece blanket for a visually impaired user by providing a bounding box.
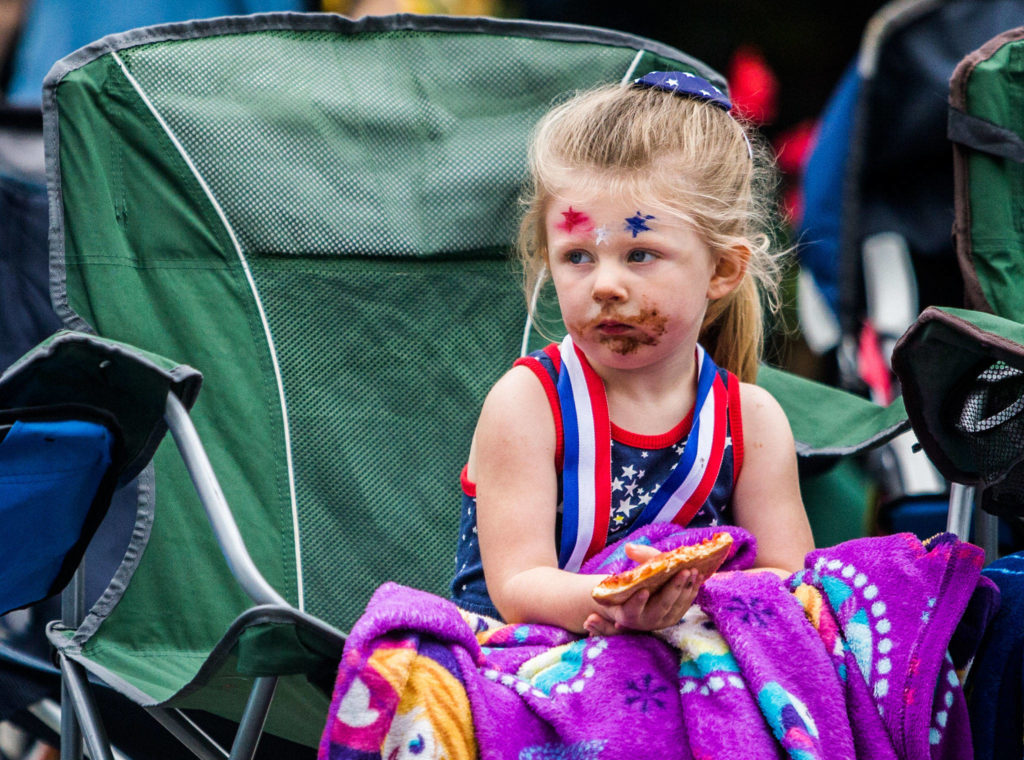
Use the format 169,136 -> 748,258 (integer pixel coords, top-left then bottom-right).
320,525 -> 998,760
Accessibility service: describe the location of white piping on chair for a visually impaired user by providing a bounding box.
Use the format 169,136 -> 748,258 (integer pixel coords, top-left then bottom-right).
519,267 -> 547,358
620,50 -> 645,84
111,52 -> 305,611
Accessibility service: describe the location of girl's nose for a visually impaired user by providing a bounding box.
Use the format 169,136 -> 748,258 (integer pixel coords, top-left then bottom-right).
591,263 -> 627,302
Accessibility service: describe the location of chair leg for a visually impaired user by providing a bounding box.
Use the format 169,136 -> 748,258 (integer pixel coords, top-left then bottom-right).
60,669 -> 83,760
28,698 -> 134,760
975,508 -> 1000,564
946,483 -> 974,540
229,677 -> 278,760
146,707 -> 229,760
60,567 -> 87,760
59,653 -> 115,760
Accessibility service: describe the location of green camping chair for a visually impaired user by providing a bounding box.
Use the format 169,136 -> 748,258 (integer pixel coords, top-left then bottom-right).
31,13 -> 911,759
890,26 -> 1024,550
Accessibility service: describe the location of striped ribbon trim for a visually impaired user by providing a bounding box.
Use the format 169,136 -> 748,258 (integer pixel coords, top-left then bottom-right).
633,344 -> 727,527
556,338 -> 727,571
556,336 -> 612,572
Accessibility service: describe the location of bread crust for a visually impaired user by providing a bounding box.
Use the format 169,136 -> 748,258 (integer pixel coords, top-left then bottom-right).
591,532 -> 734,605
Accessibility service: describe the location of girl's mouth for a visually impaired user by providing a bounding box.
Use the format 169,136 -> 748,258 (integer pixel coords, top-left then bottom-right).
596,320 -> 634,335
578,308 -> 668,355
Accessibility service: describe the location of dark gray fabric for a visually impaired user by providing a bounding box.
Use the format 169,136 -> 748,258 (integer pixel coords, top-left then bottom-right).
0,174 -> 60,371
948,106 -> 1024,163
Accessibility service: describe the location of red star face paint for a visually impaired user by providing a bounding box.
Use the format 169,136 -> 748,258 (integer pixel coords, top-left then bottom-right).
558,206 -> 593,233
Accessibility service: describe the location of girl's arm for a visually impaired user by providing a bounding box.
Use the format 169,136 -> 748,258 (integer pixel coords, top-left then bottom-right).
731,382 -> 815,575
471,366 -> 700,634
470,365 -> 604,632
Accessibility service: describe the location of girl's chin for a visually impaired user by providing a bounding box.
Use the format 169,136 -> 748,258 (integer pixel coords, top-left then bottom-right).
576,335 -> 662,365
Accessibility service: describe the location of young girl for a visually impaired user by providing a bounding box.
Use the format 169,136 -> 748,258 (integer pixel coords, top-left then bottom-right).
451,71 -> 815,637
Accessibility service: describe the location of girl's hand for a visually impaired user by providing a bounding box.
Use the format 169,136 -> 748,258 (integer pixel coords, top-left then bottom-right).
584,543 -> 704,635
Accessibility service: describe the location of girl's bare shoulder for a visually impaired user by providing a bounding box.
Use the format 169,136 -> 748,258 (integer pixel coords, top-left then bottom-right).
480,364 -> 552,422
737,381 -> 795,450
471,365 -> 557,468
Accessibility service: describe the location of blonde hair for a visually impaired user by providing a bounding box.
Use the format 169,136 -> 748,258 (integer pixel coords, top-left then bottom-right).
518,81 -> 784,383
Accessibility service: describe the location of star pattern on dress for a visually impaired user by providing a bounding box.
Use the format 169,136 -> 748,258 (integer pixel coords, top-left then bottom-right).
606,422 -> 733,536
609,459 -> 647,529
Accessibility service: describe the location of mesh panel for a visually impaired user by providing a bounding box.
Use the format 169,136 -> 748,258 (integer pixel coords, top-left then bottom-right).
109,27 -> 651,624
119,29 -> 637,258
955,360 -> 1024,516
249,255 -> 524,626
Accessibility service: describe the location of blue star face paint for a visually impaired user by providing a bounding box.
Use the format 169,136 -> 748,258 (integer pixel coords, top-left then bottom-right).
624,211 -> 655,237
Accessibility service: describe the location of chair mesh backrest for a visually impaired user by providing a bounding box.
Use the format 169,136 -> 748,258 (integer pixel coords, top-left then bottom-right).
49,15 -> 719,637
955,359 -> 1024,515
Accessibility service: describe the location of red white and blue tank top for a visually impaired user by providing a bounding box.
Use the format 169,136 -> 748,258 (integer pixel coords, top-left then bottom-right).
451,337 -> 743,619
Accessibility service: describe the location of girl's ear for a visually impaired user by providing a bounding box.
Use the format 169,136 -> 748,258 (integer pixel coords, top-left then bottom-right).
707,244 -> 750,300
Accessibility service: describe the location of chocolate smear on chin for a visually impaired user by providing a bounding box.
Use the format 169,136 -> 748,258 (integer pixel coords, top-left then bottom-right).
576,308 -> 668,355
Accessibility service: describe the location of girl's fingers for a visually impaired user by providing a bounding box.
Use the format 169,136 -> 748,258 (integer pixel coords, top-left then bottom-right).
584,612 -> 618,637
604,568 -> 707,633
666,573 -> 704,621
650,570 -> 703,628
624,543 -> 661,563
620,587 -> 650,618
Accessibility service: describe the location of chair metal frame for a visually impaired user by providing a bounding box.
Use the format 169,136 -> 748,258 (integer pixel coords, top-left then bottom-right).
58,392 -> 347,760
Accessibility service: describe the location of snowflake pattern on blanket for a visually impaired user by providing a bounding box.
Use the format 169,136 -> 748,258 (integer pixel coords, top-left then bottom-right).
319,524 -> 999,760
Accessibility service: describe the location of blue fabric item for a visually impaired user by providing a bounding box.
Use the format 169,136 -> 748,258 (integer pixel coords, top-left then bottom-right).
5,0 -> 307,104
0,174 -> 61,372
0,420 -> 113,615
632,70 -> 731,111
966,552 -> 1024,760
797,62 -> 860,319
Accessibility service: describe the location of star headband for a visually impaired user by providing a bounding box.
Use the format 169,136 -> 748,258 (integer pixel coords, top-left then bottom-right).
632,70 -> 732,110
631,70 -> 753,158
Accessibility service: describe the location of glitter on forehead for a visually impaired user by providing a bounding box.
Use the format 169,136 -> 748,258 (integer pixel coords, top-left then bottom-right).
594,225 -> 611,245
558,206 -> 593,234
624,211 -> 656,238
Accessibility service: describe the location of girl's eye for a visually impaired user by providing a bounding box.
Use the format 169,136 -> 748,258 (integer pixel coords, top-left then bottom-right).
627,249 -> 656,263
566,250 -> 592,265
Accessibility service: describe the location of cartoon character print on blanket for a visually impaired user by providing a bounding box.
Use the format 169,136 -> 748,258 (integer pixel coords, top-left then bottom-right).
320,524 -> 999,760
325,638 -> 477,760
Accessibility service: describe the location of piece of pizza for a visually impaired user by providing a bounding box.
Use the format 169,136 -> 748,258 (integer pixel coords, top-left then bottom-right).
591,532 -> 734,605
